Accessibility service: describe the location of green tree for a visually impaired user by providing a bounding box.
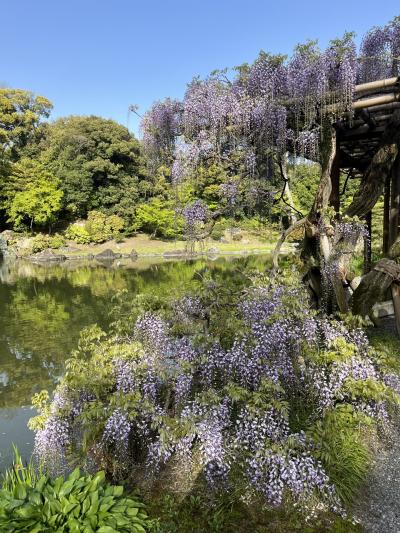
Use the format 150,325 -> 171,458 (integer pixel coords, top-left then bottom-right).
3,159 -> 63,230
37,116 -> 146,222
0,88 -> 52,160
0,89 -> 52,229
134,198 -> 183,238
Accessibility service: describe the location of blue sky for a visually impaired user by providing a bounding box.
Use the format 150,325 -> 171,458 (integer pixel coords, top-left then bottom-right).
1,0 -> 399,136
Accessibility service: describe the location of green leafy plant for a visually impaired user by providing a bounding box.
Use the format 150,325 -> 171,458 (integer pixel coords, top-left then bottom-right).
31,233 -> 66,253
65,224 -> 91,244
1,446 -> 41,493
85,211 -> 125,243
133,199 -> 182,239
310,408 -> 371,503
0,452 -> 150,532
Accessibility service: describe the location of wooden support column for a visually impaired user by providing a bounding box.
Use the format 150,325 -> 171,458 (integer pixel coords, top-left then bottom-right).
389,155 -> 400,249
391,283 -> 400,337
383,174 -> 391,254
329,151 -> 341,214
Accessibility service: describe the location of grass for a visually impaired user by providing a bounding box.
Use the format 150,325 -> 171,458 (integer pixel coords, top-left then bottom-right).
148,490 -> 362,533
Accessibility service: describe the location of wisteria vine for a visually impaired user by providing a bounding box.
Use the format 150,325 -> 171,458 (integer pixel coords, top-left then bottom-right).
31,278 -> 399,516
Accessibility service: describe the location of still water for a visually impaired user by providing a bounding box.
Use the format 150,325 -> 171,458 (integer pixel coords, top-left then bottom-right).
0,254 -> 269,471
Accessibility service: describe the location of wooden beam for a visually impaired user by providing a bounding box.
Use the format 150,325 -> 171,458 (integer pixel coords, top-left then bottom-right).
353,93 -> 400,110
340,125 -> 385,140
355,77 -> 399,94
365,102 -> 400,114
327,93 -> 400,114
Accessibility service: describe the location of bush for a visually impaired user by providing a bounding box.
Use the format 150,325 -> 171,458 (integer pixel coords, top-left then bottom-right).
310,409 -> 371,503
65,213 -> 126,245
134,199 -> 183,239
0,451 -> 150,532
65,224 -> 91,244
85,211 -> 125,243
29,277 -> 400,521
31,233 -> 66,253
210,219 -> 228,241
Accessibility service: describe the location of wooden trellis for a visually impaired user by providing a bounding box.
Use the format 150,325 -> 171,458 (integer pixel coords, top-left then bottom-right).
334,76 -> 400,253
328,77 -> 400,329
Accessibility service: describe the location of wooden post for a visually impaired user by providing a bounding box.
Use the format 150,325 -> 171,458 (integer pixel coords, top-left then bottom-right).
391,283 -> 400,337
329,152 -> 341,213
389,155 -> 400,249
383,174 -> 391,254
363,211 -> 372,274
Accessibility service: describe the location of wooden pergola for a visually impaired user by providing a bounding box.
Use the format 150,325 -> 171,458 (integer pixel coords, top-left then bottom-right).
275,76 -> 400,328
333,77 -> 400,257
325,76 -> 400,329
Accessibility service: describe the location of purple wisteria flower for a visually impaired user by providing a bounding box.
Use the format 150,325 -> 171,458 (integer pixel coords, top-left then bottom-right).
102,409 -> 131,452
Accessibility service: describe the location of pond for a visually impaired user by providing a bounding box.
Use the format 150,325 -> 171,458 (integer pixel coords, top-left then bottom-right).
0,254 -> 271,471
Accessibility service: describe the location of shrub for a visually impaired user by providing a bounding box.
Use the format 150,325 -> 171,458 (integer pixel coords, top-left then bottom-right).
31,235 -> 48,253
0,451 -> 150,532
85,211 -> 126,243
134,199 -> 183,239
65,224 -> 91,244
310,409 -> 371,503
31,233 -> 66,253
210,219 -> 228,241
29,277 -> 400,521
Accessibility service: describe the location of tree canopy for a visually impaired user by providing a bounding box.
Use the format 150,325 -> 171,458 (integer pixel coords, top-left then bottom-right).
37,115 -> 146,221
0,88 -> 52,160
1,159 -> 62,230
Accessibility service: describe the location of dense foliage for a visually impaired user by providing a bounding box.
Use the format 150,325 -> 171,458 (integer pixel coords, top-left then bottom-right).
3,18 -> 398,244
36,116 -> 146,223
139,17 -> 400,253
0,453 -> 150,532
1,159 -> 63,230
29,270 -> 399,524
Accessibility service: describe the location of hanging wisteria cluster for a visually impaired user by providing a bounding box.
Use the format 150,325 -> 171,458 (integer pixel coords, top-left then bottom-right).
359,17 -> 400,82
141,18 -> 400,184
31,278 -> 398,514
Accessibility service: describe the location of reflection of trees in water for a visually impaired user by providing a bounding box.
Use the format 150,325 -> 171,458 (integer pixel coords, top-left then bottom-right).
0,256 -> 268,408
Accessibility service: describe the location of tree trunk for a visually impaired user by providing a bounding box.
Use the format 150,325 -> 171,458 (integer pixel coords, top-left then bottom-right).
303,126 -> 349,311
284,180 -> 297,224
310,126 -> 337,217
352,258 -> 400,317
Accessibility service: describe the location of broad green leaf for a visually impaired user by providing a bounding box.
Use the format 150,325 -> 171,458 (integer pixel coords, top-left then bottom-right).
112,485 -> 123,497
62,502 -> 77,515
68,468 -> 81,482
59,479 -> 75,497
